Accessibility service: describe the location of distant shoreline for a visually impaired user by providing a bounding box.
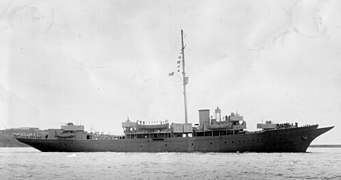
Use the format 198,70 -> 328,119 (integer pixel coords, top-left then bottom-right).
309,145 -> 341,148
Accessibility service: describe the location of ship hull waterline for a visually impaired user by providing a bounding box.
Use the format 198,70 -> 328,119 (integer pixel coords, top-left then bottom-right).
15,125 -> 333,153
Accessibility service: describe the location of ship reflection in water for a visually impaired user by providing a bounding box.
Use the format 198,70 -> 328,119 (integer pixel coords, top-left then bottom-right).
1,148 -> 341,179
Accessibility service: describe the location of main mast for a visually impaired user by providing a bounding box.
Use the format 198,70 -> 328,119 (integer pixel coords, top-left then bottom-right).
181,29 -> 188,124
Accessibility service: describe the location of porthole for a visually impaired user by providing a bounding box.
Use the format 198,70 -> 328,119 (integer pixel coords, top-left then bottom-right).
192,143 -> 194,146
210,142 -> 213,145
225,141 -> 227,144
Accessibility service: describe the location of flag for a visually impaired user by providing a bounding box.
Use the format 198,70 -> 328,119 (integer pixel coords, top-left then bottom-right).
169,72 -> 174,76
177,61 -> 181,64
178,56 -> 181,59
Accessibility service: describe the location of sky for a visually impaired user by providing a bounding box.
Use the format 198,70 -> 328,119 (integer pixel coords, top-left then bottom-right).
0,0 -> 340,144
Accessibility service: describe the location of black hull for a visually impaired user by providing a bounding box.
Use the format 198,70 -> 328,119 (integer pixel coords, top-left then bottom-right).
15,125 -> 333,152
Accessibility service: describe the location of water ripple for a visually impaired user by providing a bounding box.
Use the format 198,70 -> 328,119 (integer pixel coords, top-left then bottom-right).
1,148 -> 341,179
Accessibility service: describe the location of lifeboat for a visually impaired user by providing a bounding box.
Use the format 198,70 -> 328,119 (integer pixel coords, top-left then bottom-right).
55,133 -> 76,138
136,123 -> 169,130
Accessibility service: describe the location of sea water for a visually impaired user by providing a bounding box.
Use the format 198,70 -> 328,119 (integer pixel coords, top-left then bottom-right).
1,148 -> 341,180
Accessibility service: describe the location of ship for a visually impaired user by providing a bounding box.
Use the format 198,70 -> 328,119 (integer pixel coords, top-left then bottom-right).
15,30 -> 333,152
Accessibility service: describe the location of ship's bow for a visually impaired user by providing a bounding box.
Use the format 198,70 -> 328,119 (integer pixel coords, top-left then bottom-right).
261,125 -> 334,152
292,126 -> 334,152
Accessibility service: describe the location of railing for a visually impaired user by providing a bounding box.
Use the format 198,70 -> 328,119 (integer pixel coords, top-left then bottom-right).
14,133 -> 46,139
